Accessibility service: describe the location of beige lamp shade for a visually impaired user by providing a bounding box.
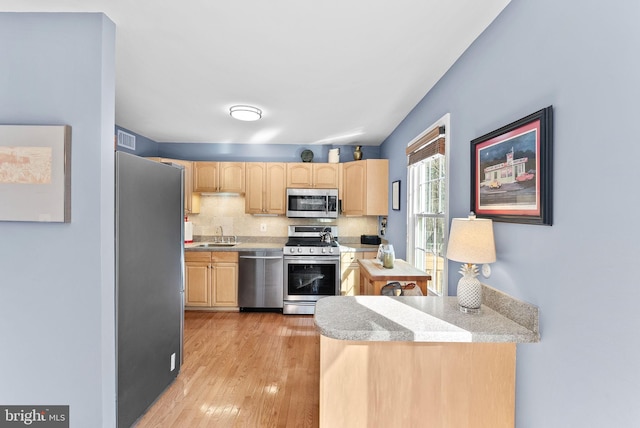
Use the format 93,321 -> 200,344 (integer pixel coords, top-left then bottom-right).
446,215 -> 496,264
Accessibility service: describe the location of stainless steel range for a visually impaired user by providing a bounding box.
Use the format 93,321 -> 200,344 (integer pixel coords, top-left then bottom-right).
283,225 -> 340,315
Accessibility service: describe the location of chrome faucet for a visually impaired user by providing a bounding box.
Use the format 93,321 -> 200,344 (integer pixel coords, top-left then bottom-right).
217,226 -> 224,237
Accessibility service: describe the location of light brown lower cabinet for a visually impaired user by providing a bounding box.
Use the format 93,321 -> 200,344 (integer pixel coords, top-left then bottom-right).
320,336 -> 516,428
185,251 -> 238,309
340,250 -> 377,296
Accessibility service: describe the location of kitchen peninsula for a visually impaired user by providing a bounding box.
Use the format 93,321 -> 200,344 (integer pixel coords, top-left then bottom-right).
314,288 -> 539,428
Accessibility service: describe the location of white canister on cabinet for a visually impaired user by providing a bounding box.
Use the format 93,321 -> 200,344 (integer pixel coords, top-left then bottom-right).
328,148 -> 340,163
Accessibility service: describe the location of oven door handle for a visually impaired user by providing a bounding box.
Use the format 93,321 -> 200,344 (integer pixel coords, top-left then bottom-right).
284,256 -> 340,262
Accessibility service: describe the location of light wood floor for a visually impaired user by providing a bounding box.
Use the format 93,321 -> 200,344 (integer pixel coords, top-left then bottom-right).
135,311 -> 320,428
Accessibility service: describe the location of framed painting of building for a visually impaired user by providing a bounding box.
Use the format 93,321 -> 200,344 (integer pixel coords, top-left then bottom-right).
0,125 -> 71,222
470,106 -> 553,225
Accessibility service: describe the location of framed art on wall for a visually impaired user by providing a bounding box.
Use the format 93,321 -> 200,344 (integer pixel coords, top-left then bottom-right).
470,106 -> 553,225
0,125 -> 71,222
392,180 -> 401,210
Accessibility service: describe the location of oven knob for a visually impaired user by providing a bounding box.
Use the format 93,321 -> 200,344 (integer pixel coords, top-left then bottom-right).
290,248 -> 295,254
322,248 -> 327,254
297,247 -> 303,253
329,248 -> 334,253
310,248 -> 315,253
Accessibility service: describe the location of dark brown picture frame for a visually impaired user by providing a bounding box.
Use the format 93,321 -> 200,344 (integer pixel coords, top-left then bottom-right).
470,106 -> 553,225
392,180 -> 401,210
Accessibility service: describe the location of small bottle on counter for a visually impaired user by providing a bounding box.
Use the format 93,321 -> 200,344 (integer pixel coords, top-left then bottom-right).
382,245 -> 395,269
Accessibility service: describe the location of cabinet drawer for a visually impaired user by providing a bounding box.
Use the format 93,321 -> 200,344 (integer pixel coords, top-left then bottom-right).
211,252 -> 239,263
185,251 -> 211,262
341,250 -> 377,264
341,251 -> 356,264
360,251 -> 377,259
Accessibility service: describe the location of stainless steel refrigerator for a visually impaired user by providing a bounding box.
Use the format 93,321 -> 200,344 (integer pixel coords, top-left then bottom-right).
115,152 -> 184,428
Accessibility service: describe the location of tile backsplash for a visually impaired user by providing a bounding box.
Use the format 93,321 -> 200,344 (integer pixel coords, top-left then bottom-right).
188,195 -> 379,239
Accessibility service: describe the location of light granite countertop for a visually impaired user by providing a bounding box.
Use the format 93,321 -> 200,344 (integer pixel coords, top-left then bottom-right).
338,243 -> 381,252
185,238 -> 380,252
314,295 -> 540,343
185,241 -> 285,251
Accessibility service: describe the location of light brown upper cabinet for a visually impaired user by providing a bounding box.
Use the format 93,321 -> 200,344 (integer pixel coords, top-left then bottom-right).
341,159 -> 389,216
286,163 -> 339,189
193,162 -> 245,193
245,162 -> 287,215
146,157 -> 200,214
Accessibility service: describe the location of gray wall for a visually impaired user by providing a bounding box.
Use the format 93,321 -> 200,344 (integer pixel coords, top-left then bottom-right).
381,0 -> 639,426
115,126 -> 159,157
115,125 -> 381,162
159,141 -> 381,163
0,13 -> 116,427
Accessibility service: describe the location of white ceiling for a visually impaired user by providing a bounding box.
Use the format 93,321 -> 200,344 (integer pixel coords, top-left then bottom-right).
1,0 -> 510,146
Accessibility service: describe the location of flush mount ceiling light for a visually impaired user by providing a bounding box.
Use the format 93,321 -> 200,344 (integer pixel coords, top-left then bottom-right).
229,105 -> 262,121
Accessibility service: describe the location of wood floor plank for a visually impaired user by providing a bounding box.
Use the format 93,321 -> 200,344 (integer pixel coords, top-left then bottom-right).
134,312 -> 319,428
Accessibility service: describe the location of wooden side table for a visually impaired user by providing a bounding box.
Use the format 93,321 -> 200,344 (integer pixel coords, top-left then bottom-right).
358,259 -> 431,295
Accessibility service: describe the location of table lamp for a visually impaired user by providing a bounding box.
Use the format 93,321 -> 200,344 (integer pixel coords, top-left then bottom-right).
446,213 -> 496,313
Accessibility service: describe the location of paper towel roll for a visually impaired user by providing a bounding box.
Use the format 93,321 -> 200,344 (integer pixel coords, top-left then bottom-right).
184,218 -> 193,243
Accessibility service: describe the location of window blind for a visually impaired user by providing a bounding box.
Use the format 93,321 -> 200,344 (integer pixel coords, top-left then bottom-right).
406,125 -> 445,166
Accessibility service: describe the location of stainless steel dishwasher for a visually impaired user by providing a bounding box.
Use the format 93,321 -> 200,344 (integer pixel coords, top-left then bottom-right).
238,250 -> 284,311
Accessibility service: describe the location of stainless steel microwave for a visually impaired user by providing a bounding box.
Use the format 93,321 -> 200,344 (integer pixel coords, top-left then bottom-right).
286,188 -> 338,219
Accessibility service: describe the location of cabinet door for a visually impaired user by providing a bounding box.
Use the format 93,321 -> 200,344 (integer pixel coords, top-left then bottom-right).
193,162 -> 219,192
212,262 -> 238,307
185,262 -> 211,306
265,162 -> 286,214
313,164 -> 339,188
287,163 -> 313,188
167,159 -> 200,214
340,251 -> 378,296
211,252 -> 239,307
340,251 -> 358,296
360,251 -> 381,295
245,162 -> 266,214
219,162 -> 245,193
363,159 -> 389,216
342,160 -> 389,216
342,162 -> 366,215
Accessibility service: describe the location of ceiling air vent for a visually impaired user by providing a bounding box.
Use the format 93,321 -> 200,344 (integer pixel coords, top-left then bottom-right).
117,130 -> 136,150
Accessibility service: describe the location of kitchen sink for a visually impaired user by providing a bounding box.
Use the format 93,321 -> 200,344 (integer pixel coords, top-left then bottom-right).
195,242 -> 238,248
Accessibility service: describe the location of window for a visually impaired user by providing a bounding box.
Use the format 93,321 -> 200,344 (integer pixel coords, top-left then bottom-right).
406,116 -> 449,296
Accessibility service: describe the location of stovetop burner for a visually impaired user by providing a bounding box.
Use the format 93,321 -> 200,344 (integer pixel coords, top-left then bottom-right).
285,238 -> 339,247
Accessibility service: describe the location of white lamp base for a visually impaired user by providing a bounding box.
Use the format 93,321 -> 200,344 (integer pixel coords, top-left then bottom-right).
459,305 -> 481,314
457,271 -> 482,314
